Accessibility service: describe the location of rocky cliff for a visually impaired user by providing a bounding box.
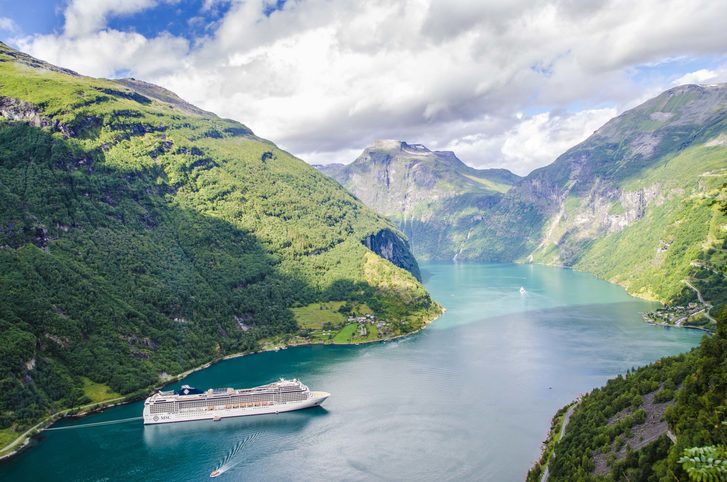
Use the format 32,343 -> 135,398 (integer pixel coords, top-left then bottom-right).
363,229 -> 422,281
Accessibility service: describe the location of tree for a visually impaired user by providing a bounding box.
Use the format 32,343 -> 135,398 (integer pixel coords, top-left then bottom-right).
678,446 -> 727,482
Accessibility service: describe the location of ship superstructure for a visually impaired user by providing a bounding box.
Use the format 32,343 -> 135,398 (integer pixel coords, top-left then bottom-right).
143,379 -> 329,424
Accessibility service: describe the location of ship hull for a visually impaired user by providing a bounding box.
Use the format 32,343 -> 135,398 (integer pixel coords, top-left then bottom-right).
143,391 -> 329,425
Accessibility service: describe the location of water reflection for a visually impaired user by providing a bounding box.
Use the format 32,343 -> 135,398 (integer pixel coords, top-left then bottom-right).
143,407 -> 329,447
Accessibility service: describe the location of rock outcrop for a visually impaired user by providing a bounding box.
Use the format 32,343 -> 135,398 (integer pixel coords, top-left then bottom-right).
363,229 -> 422,281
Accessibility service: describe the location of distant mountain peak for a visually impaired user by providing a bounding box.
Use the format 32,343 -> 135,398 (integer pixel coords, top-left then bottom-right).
369,139 -> 432,154
365,140 -> 477,165
316,140 -> 521,259
363,140 -> 468,167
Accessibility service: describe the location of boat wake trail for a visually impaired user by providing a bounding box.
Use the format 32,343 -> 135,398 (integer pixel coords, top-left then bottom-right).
213,432 -> 259,476
45,416 -> 143,431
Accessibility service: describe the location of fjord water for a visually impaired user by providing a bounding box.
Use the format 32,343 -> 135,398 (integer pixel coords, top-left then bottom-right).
1,264 -> 703,481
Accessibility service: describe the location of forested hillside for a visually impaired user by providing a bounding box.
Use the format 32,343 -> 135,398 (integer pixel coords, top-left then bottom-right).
0,42 -> 440,443
528,308 -> 727,481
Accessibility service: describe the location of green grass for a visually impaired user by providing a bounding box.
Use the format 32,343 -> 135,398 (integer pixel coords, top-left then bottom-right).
292,301 -> 375,330
292,302 -> 346,329
81,377 -> 121,403
0,427 -> 19,453
621,141 -> 727,192
333,324 -> 359,343
608,201 -> 625,216
563,195 -> 582,213
357,324 -> 379,341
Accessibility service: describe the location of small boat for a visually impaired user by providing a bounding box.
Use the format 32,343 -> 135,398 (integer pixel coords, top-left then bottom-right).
210,469 -> 221,478
519,286 -> 527,295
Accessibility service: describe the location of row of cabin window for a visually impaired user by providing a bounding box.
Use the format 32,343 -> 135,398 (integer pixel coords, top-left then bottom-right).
151,392 -> 306,413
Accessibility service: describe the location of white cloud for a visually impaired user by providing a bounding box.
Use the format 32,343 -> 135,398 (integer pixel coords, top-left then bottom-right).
64,0 -> 158,37
0,17 -> 18,32
13,0 -> 727,175
201,0 -> 233,12
18,30 -> 189,78
673,65 -> 727,86
437,108 -> 616,176
500,109 -> 618,175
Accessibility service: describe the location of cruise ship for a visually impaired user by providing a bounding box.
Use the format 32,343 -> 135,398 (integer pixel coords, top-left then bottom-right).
143,379 -> 329,425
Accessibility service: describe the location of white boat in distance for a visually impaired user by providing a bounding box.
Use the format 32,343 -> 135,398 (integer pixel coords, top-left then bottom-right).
143,379 -> 329,425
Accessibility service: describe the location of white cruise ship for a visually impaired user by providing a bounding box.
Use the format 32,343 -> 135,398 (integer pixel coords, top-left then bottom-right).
143,379 -> 329,425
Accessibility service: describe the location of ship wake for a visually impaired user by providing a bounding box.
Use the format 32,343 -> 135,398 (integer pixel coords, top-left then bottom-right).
45,416 -> 143,431
213,432 -> 259,476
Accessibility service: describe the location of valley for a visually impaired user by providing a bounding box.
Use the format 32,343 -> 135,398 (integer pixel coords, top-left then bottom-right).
0,17 -> 725,481
319,85 -> 727,333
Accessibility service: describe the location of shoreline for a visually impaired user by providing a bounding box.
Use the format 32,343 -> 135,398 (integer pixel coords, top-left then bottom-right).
643,319 -> 713,335
0,306 -> 444,462
227,308 -> 445,359
532,399 -> 581,482
522,260 -> 716,334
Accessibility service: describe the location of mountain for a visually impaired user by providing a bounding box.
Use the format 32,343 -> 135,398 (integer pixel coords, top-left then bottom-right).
479,84 -> 727,306
0,42 -> 440,441
320,86 -> 727,317
317,140 -> 521,260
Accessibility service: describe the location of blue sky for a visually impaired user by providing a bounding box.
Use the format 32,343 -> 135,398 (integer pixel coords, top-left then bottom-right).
0,0 -> 233,40
2,0 -> 726,174
0,0 -> 63,34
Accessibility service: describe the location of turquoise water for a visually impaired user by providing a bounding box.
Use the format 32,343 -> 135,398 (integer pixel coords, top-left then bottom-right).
0,264 -> 703,481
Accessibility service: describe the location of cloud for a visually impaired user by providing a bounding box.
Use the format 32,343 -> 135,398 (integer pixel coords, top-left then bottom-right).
499,109 -> 618,175
18,30 -> 189,78
673,65 -> 727,86
14,0 -> 727,174
202,0 -> 233,13
63,0 -> 158,37
0,17 -> 18,32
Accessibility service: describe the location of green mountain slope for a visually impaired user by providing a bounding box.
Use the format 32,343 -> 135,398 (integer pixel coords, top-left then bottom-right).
317,140 -> 521,260
528,309 -> 727,481
518,85 -> 727,306
0,43 -> 440,441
